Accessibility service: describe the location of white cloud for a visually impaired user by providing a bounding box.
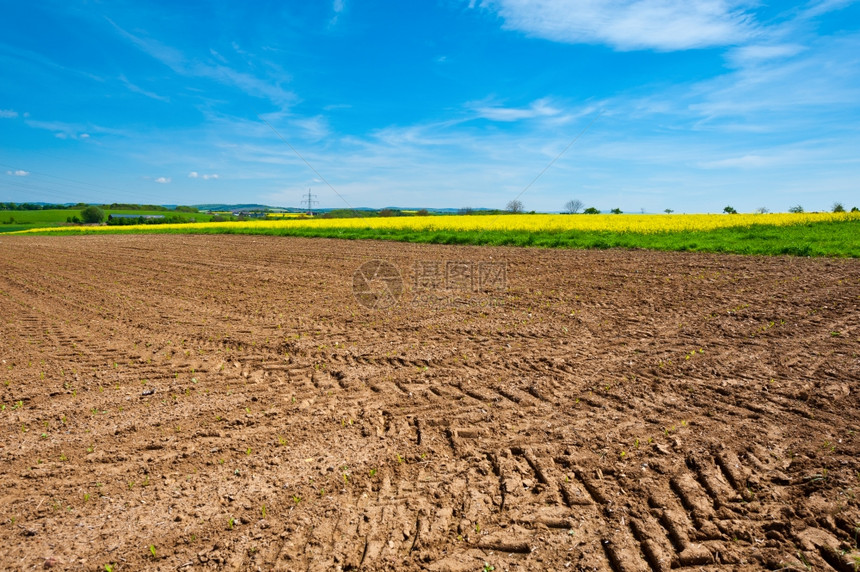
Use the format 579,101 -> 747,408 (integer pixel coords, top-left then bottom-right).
689,33 -> 860,120
6,170 -> 29,176
727,43 -> 805,67
802,0 -> 857,19
155,177 -> 171,184
189,171 -> 219,180
474,98 -> 562,121
118,74 -> 170,103
0,109 -> 19,119
107,18 -> 295,106
699,154 -> 780,169
477,0 -> 756,51
330,0 -> 346,25
25,119 -> 128,139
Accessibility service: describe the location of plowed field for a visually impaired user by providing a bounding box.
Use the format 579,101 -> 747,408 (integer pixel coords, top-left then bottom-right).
1,234 -> 858,571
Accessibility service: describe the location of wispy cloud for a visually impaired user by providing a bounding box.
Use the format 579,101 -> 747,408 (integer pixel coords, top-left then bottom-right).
330,0 -> 346,26
0,109 -> 18,118
6,169 -> 29,176
24,119 -> 126,140
473,98 -> 562,121
119,74 -> 170,102
106,18 -> 295,107
477,0 -> 757,51
189,171 -> 220,180
155,177 -> 171,184
688,33 -> 860,122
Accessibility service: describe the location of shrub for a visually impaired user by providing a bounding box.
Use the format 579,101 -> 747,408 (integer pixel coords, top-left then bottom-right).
80,206 -> 105,223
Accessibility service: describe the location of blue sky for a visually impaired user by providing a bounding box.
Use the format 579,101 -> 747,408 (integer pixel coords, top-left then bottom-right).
1,0 -> 858,212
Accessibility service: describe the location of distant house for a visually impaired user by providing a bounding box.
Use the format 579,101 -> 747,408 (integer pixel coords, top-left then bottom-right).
108,214 -> 165,220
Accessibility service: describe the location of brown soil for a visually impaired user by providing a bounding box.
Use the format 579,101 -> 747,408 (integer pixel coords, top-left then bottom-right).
1,234 -> 859,571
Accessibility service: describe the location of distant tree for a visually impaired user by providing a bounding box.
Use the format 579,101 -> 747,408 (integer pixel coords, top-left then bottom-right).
723,205 -> 737,214
788,205 -> 804,213
506,199 -> 524,214
851,206 -> 859,212
610,208 -> 622,214
832,202 -> 845,213
80,205 -> 105,224
416,209 -> 429,216
583,207 -> 600,214
458,206 -> 474,215
564,199 -> 584,214
664,208 -> 674,214
754,207 -> 769,214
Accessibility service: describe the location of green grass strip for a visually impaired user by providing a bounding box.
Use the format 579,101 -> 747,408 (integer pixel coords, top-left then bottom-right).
7,219 -> 859,257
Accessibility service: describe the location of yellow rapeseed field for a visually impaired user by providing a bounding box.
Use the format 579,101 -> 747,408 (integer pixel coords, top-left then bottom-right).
14,211 -> 859,235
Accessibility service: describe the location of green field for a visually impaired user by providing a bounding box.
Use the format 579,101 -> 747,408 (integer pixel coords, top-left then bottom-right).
9,217 -> 859,257
0,209 -> 213,233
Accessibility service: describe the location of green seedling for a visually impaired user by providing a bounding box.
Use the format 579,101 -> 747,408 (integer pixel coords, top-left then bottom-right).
228,517 -> 235,530
149,545 -> 156,558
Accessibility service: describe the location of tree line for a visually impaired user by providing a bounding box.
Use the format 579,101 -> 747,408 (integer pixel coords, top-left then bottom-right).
1,202 -> 199,212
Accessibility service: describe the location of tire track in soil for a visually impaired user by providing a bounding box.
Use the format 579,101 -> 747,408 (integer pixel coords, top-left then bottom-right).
1,235 -> 859,570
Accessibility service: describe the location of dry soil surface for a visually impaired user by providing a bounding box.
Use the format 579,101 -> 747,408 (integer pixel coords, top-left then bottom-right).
0,234 -> 859,571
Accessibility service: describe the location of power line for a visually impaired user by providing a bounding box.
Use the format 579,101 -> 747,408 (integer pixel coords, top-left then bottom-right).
508,109 -> 603,207
258,116 -> 355,211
